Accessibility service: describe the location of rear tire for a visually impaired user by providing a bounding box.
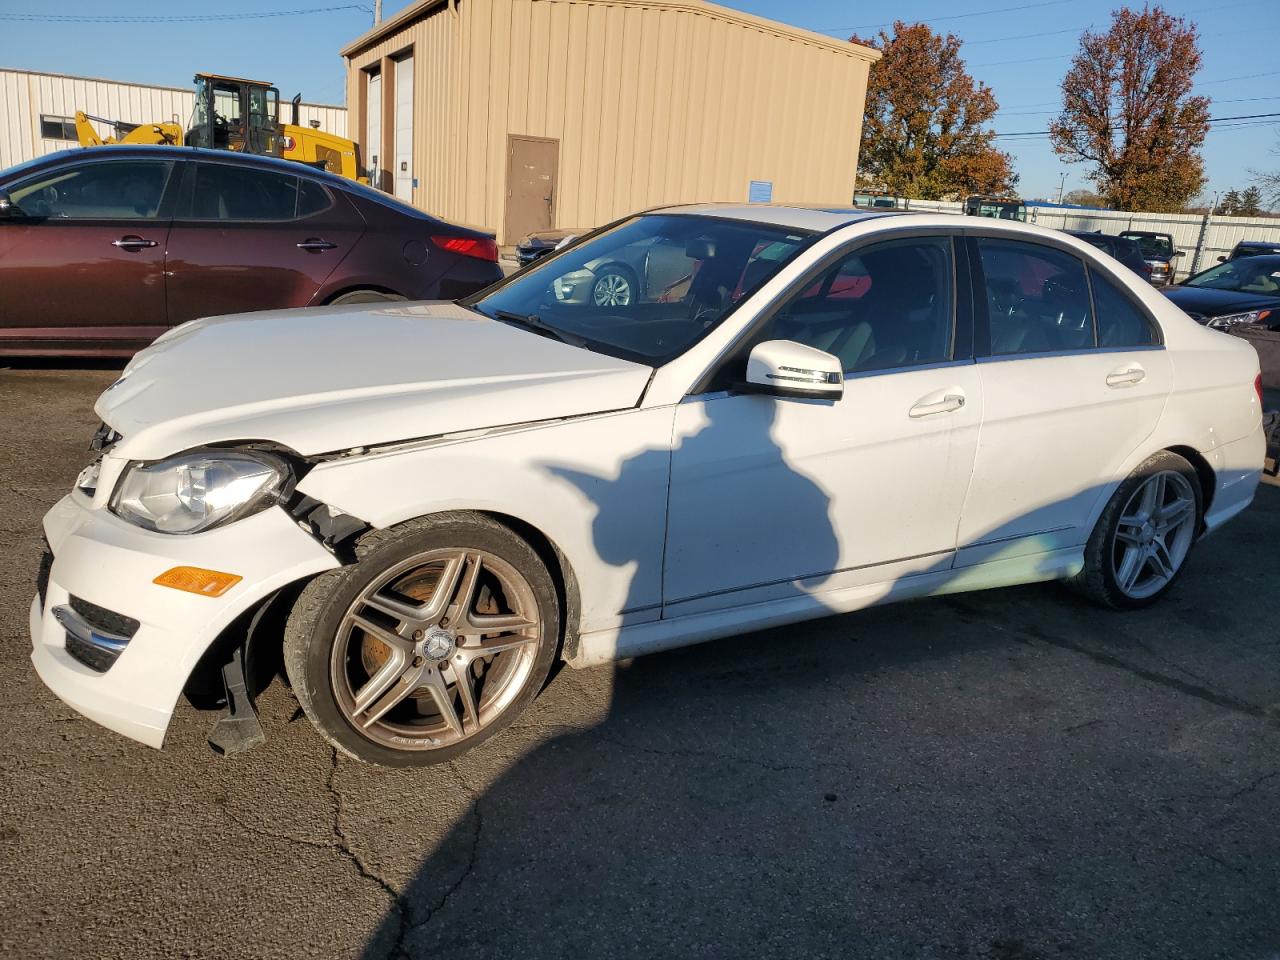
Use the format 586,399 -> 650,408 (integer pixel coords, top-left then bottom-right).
1069,450 -> 1202,609
284,512 -> 560,766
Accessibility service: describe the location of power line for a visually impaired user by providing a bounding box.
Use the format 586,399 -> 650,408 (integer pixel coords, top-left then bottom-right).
815,0 -> 1072,35
0,4 -> 370,23
992,112 -> 1280,138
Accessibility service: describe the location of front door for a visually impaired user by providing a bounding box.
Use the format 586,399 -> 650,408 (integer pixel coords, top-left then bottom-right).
505,136 -> 558,245
663,234 -> 983,616
955,235 -> 1173,565
0,157 -> 176,353
164,161 -> 364,325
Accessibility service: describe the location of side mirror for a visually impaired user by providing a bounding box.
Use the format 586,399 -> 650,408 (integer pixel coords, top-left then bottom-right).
0,192 -> 13,218
1172,250 -> 1185,258
744,340 -> 843,400
1217,255 -> 1227,262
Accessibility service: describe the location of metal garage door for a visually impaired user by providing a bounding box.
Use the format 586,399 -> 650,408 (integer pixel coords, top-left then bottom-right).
365,70 -> 382,190
393,54 -> 414,203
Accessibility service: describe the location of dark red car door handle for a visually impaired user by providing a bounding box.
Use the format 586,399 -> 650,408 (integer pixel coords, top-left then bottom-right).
112,235 -> 158,250
296,238 -> 338,251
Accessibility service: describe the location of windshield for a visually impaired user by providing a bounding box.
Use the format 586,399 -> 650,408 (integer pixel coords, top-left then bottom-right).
466,214 -> 813,365
1183,257 -> 1280,294
1125,234 -> 1174,259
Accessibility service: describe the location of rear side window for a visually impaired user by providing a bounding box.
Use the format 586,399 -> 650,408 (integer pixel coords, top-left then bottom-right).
190,164 -> 299,220
977,238 -> 1093,354
297,179 -> 333,217
10,160 -> 173,220
1090,267 -> 1156,347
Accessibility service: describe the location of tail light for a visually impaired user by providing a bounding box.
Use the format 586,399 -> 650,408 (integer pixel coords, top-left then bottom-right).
1256,373 -> 1265,407
431,235 -> 498,262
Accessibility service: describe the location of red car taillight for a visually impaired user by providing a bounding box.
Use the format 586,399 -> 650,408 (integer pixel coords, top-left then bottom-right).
1256,373 -> 1265,407
431,235 -> 498,262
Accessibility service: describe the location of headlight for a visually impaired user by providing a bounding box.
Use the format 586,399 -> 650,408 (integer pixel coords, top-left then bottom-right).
553,269 -> 592,300
1208,310 -> 1267,329
111,450 -> 290,534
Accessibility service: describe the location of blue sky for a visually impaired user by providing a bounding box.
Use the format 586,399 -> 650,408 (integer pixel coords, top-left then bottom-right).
1,0 -> 1276,203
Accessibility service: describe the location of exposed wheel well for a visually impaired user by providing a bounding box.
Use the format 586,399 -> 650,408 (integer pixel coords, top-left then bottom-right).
1165,444 -> 1215,523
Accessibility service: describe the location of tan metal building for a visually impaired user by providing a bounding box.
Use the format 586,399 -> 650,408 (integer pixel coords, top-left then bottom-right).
341,0 -> 879,243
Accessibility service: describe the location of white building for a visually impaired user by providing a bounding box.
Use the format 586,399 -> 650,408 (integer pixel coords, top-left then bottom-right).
0,68 -> 348,171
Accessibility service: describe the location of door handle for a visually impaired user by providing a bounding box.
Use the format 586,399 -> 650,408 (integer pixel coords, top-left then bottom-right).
1106,365 -> 1146,387
296,238 -> 337,251
112,236 -> 158,250
909,392 -> 966,418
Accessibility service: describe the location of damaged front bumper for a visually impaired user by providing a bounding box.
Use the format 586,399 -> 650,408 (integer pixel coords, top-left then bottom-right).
30,492 -> 338,749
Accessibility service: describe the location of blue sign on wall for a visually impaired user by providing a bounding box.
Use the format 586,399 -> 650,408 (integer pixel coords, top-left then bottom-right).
748,180 -> 773,204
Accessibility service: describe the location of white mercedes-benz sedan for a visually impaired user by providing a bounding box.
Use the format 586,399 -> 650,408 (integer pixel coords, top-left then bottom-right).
31,206 -> 1267,766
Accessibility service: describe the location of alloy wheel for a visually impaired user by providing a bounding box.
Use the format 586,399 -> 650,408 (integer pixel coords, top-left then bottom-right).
592,272 -> 633,306
330,548 -> 539,751
1110,470 -> 1197,600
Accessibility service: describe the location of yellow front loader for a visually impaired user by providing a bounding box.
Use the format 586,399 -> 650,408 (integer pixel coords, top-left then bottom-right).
75,73 -> 364,183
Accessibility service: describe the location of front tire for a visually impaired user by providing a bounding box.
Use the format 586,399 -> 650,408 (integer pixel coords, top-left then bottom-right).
1070,450 -> 1202,609
284,513 -> 560,766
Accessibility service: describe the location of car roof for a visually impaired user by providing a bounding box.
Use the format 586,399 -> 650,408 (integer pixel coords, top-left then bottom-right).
646,203 -> 904,232
6,144 -> 353,189
1238,240 -> 1280,247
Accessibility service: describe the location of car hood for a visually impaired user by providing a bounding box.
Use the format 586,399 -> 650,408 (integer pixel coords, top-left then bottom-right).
1162,286 -> 1280,318
98,302 -> 653,459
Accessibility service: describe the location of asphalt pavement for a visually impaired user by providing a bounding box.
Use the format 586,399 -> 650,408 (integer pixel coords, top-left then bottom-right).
2,365 -> 1278,960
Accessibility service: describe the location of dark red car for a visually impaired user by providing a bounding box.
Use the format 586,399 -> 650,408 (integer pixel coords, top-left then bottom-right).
0,146 -> 501,356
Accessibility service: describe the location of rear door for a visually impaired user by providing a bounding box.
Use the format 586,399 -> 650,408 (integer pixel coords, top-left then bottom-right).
164,161 -> 364,325
956,234 -> 1172,566
0,157 -> 177,353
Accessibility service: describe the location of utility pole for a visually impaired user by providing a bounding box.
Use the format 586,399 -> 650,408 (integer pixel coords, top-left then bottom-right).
1056,172 -> 1067,205
1189,191 -> 1219,277
374,0 -> 382,24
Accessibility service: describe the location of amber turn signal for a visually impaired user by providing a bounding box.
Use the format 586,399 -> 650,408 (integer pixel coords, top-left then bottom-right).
153,566 -> 242,597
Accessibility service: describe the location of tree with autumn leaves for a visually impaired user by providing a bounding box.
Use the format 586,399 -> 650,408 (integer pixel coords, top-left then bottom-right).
853,22 -> 1017,201
1050,7 -> 1210,212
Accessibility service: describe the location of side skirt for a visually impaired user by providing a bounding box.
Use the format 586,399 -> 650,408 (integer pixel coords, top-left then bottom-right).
566,547 -> 1085,669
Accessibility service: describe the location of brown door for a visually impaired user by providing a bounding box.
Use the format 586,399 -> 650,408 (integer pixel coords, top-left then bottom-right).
0,157 -> 176,354
504,136 -> 558,245
164,161 -> 365,325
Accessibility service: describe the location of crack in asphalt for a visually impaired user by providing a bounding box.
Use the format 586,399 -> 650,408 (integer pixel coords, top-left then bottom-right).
1161,770 -> 1280,805
323,748 -> 412,959
944,599 -> 1278,728
1019,625 -> 1279,727
390,762 -> 485,958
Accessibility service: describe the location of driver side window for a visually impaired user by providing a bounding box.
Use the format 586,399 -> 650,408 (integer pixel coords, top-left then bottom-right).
728,236 -> 955,379
10,160 -> 174,220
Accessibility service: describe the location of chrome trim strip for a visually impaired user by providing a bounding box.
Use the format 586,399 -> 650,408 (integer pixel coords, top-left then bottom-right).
976,344 -> 1165,364
51,604 -> 130,653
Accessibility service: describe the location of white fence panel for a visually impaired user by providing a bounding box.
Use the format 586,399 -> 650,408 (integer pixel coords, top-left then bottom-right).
887,195 -> 1280,281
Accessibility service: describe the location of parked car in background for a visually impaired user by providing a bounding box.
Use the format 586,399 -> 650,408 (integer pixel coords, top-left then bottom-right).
32,207 -> 1266,766
1119,230 -> 1183,286
1162,254 -> 1280,331
1220,240 -> 1280,262
0,146 -> 501,356
515,227 -> 587,267
1065,231 -> 1153,281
